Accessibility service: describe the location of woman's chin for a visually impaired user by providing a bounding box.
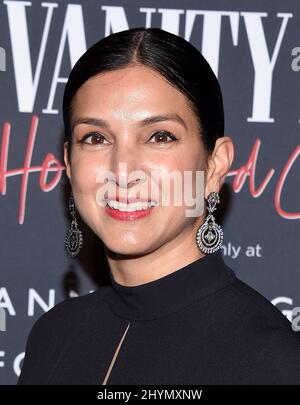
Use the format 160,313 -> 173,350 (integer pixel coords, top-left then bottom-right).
103,241 -> 157,258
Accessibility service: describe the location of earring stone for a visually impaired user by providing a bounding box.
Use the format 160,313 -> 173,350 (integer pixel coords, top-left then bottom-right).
64,194 -> 83,258
196,191 -> 223,254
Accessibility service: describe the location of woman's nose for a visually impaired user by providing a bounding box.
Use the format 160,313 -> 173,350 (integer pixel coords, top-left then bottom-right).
110,144 -> 144,189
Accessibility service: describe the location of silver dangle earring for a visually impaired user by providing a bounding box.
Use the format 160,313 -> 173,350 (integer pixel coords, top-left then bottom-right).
196,191 -> 223,254
64,194 -> 83,258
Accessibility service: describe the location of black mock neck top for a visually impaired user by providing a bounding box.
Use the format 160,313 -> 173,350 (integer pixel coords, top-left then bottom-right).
18,250 -> 300,385
105,250 -> 234,321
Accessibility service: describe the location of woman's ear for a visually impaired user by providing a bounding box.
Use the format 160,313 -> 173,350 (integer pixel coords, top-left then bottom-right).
63,141 -> 71,180
204,136 -> 234,199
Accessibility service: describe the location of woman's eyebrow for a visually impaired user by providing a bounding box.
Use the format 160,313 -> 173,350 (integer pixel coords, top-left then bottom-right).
138,113 -> 187,130
71,113 -> 188,132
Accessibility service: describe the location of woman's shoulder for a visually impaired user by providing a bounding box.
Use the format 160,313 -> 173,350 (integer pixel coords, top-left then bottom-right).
228,279 -> 300,382
225,278 -> 295,330
211,275 -> 300,352
28,286 -> 110,340
190,272 -> 300,347
186,275 -> 300,383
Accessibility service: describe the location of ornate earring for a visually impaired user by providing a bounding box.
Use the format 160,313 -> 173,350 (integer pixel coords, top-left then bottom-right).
196,191 -> 223,254
64,194 -> 83,258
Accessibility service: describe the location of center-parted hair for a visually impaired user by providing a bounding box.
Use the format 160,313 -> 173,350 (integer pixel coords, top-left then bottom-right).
63,27 -> 224,158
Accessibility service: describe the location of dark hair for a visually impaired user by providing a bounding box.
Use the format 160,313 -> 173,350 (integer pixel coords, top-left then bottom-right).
63,27 -> 224,159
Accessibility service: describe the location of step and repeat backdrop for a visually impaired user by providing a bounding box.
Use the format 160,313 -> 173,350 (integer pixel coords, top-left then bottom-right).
0,0 -> 300,384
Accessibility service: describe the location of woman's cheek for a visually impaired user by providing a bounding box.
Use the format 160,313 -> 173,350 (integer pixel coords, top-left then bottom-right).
71,156 -> 97,188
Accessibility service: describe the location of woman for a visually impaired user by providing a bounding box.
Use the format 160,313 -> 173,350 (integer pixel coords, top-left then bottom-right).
18,27 -> 300,385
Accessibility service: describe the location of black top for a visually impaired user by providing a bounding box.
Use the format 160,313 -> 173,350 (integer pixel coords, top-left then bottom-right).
18,250 -> 300,385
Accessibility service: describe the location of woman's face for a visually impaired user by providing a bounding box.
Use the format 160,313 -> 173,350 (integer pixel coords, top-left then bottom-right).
64,65 -> 208,256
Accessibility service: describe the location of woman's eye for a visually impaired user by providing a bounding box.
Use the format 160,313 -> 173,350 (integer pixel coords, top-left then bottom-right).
149,130 -> 178,143
79,132 -> 108,145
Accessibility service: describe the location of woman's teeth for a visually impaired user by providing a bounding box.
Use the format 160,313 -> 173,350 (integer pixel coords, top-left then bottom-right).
106,200 -> 157,211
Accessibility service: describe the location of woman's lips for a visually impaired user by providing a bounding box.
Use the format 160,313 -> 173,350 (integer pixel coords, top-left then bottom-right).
105,204 -> 155,221
105,195 -> 155,204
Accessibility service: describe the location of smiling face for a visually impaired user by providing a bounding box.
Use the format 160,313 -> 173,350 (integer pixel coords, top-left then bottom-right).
64,64 -> 208,257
